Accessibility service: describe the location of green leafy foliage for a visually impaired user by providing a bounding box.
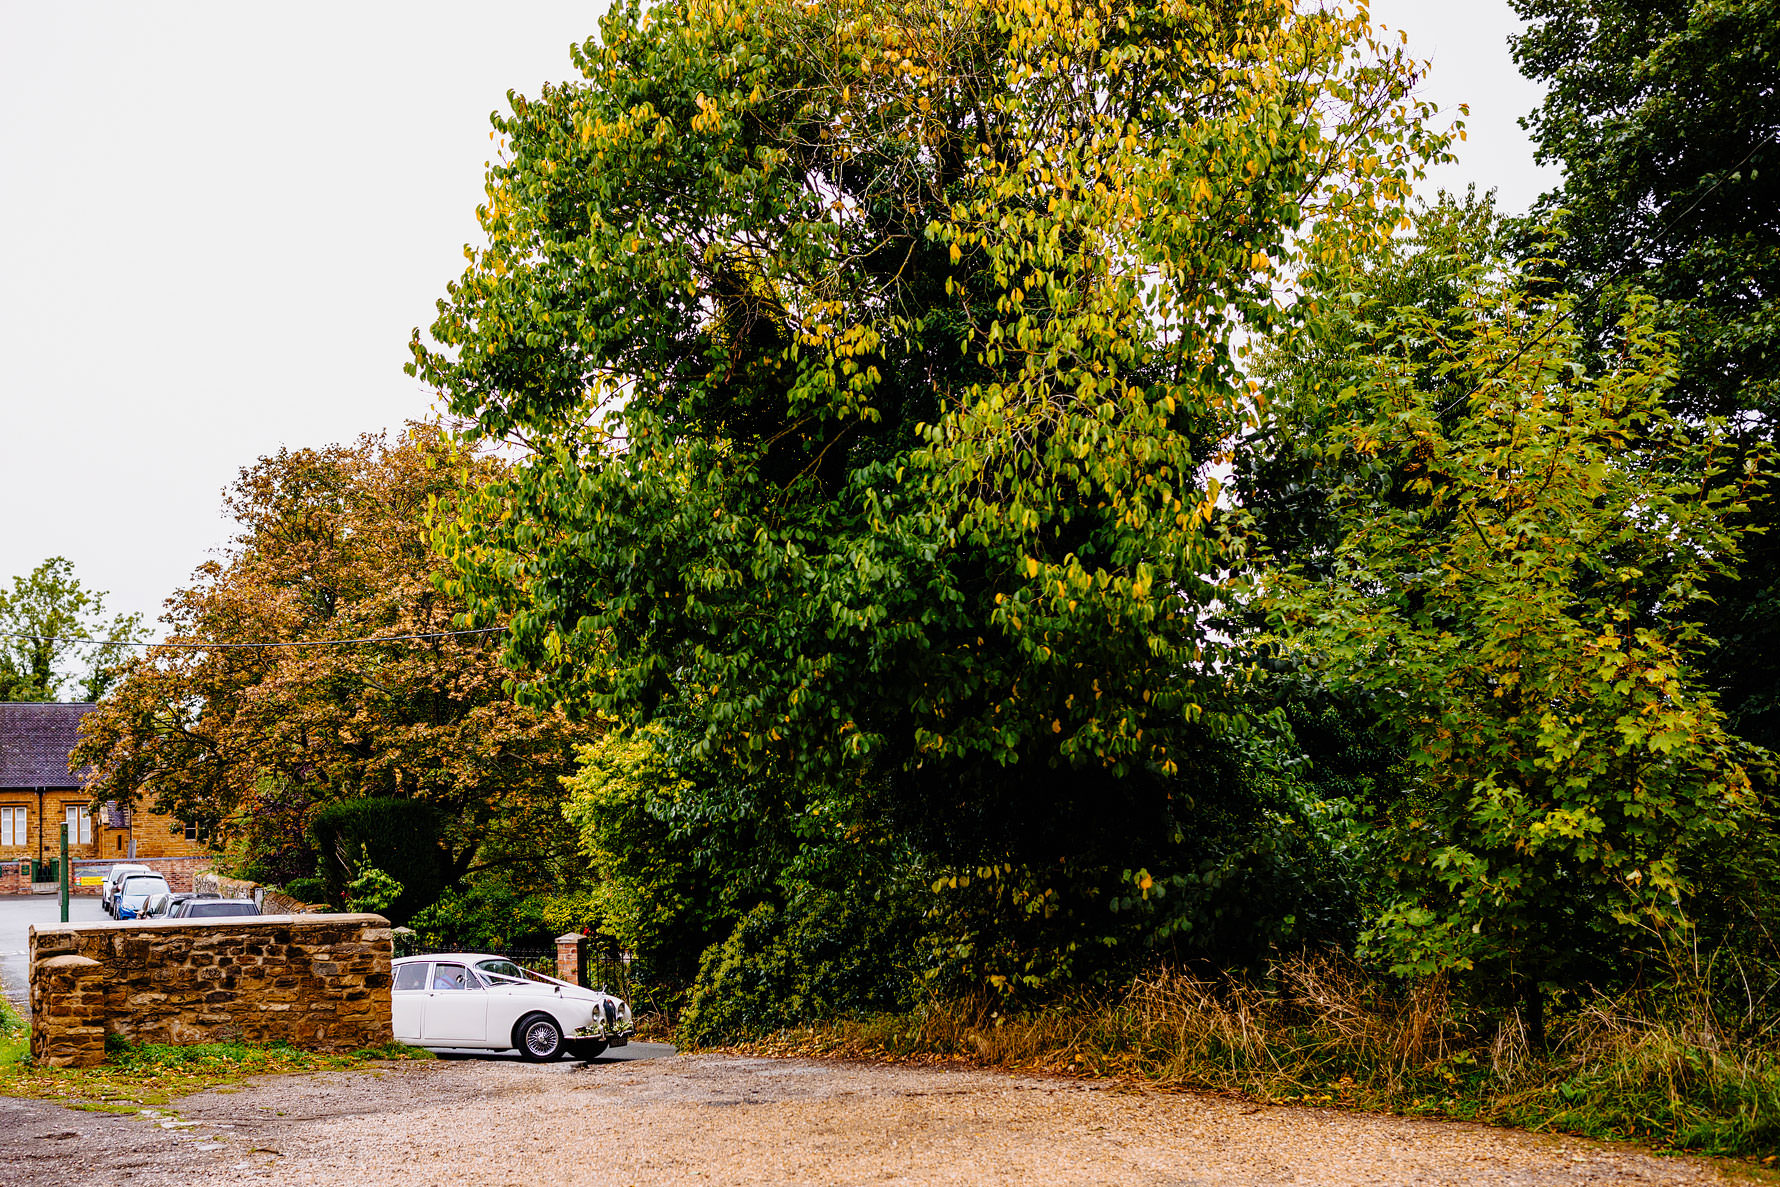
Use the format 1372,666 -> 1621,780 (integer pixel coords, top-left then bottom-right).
343,846 -> 406,915
308,798 -> 447,923
1510,0 -> 1780,751
1259,206 -> 1765,1027
0,557 -> 143,702
562,718 -> 932,1027
678,876 -> 928,1044
407,879 -> 598,955
1512,0 -> 1779,431
414,0 -> 1450,1000
560,723 -> 735,991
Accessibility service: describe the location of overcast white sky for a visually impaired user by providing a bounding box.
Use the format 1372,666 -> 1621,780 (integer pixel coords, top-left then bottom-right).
0,1 -> 1558,633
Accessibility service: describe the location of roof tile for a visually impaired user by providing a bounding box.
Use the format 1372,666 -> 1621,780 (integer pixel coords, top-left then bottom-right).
0,703 -> 97,789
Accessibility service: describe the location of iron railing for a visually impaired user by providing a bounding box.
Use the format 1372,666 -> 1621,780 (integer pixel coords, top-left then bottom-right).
390,932 -> 635,1000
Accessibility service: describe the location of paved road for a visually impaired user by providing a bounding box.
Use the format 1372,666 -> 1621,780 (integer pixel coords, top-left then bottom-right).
429,1040 -> 672,1065
0,894 -> 106,1010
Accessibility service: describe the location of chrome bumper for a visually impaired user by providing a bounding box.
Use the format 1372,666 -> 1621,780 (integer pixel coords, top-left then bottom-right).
573,1017 -> 635,1044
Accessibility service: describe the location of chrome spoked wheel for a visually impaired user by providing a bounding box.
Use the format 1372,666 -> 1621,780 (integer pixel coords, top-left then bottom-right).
516,1014 -> 564,1062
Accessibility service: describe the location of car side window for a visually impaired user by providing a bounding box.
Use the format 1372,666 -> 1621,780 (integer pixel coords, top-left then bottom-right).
431,963 -> 472,991
393,964 -> 429,991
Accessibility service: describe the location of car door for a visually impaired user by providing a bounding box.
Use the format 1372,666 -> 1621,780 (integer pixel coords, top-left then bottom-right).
390,962 -> 429,1042
478,978 -> 543,1051
420,962 -> 490,1045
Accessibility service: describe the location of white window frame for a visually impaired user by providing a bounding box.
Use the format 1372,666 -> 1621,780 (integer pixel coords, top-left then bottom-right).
64,804 -> 93,846
0,806 -> 24,848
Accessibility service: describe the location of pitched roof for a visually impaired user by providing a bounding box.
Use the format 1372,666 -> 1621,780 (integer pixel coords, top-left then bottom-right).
0,702 -> 97,789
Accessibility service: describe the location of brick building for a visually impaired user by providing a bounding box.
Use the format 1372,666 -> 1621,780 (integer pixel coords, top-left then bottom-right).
0,702 -> 212,879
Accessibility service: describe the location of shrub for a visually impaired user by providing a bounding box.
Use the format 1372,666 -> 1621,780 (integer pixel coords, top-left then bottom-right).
307,798 -> 447,924
679,878 -> 926,1046
280,876 -> 329,906
407,878 -> 598,955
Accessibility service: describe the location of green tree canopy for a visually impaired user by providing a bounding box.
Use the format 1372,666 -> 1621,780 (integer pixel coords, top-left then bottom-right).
1511,0 -> 1780,747
1257,203 -> 1763,1040
0,557 -> 143,703
413,0 -> 1450,990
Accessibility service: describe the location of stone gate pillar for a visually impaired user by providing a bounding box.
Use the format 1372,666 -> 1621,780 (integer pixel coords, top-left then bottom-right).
555,933 -> 588,987
31,954 -> 106,1068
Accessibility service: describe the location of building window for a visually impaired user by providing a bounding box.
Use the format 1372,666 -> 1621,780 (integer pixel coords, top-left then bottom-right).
0,806 -> 23,847
117,835 -> 124,852
184,822 -> 198,842
64,805 -> 93,846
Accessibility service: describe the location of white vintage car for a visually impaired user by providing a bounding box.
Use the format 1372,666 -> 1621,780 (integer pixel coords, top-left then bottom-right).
390,954 -> 634,1061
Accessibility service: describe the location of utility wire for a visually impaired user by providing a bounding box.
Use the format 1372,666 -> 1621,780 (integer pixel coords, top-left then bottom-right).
0,627 -> 507,650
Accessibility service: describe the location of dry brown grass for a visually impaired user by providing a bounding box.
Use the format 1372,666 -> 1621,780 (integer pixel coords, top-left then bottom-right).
718,954 -> 1780,1159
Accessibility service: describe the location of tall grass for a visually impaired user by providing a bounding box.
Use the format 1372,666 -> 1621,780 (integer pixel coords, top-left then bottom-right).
738,955 -> 1780,1160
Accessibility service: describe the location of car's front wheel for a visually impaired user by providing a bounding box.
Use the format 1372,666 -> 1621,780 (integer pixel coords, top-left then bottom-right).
566,1038 -> 608,1062
514,1013 -> 566,1062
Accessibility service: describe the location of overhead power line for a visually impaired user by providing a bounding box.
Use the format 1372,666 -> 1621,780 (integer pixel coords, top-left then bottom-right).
0,627 -> 507,650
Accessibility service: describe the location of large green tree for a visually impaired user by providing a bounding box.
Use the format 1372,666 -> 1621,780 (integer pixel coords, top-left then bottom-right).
0,557 -> 143,702
1511,0 -> 1780,748
413,0 -> 1450,992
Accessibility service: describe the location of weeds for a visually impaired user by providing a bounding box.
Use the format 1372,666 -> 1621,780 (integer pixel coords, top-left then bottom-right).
0,1019 -> 431,1111
725,954 -> 1780,1162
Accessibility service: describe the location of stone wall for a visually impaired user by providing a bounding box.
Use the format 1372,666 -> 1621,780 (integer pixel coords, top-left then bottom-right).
0,860 -> 26,895
192,870 -> 323,915
28,914 -> 392,1067
32,955 -> 105,1067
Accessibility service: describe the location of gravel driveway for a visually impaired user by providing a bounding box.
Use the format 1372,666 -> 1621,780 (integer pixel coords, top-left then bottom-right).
0,1049 -> 1733,1185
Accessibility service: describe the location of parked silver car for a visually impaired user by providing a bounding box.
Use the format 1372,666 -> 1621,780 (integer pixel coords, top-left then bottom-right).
169,898 -> 259,919
101,863 -> 154,915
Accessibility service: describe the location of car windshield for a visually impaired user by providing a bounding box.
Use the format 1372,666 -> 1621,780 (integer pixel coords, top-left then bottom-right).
474,959 -> 529,983
121,877 -> 169,896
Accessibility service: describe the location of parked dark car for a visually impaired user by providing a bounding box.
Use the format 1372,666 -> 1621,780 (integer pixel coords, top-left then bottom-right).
168,898 -> 259,919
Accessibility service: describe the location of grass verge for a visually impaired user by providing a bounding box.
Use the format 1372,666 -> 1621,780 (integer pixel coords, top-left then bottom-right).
0,996 -> 27,1069
0,996 -> 429,1110
720,956 -> 1780,1167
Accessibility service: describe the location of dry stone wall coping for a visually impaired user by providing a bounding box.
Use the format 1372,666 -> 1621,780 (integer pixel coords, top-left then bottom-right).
28,914 -> 393,1067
